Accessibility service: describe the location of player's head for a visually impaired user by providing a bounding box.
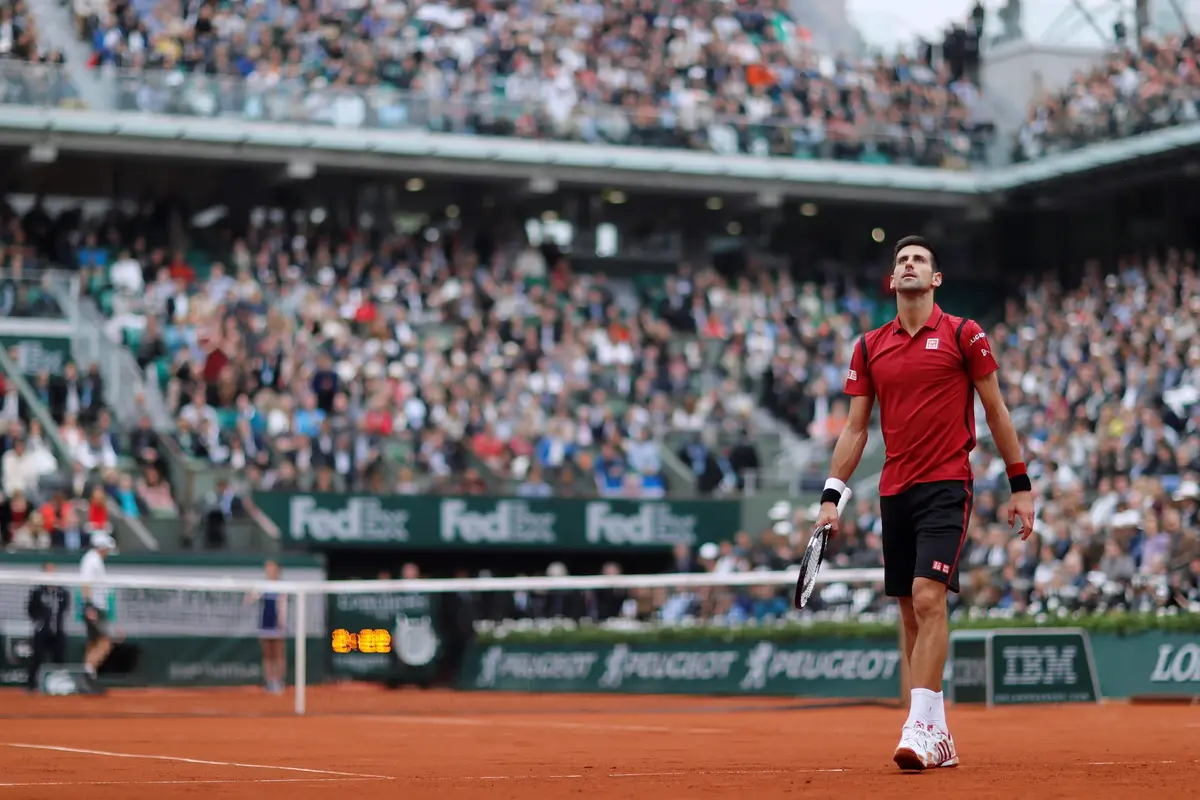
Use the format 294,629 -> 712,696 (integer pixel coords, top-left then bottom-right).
264,559 -> 279,580
90,531 -> 115,557
890,235 -> 941,295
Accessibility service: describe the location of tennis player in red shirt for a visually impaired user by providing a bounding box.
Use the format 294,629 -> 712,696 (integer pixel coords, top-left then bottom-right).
814,235 -> 1035,771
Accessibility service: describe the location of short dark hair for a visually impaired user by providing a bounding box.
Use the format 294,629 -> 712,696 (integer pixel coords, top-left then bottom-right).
893,235 -> 938,271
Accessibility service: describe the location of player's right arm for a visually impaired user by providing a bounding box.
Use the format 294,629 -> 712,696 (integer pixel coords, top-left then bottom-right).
816,337 -> 876,535
828,394 -> 874,485
816,394 -> 873,534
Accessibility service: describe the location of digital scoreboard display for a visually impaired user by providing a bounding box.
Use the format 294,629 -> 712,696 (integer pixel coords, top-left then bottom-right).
330,628 -> 393,655
327,592 -> 440,682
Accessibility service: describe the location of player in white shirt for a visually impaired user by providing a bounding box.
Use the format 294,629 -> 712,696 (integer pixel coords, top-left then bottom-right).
80,532 -> 115,689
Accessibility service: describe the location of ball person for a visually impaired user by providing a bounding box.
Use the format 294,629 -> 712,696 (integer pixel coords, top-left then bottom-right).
80,531 -> 117,692
26,563 -> 69,692
815,236 -> 1035,770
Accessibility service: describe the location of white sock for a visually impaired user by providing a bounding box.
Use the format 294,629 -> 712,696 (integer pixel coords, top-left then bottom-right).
928,691 -> 947,732
906,688 -> 939,728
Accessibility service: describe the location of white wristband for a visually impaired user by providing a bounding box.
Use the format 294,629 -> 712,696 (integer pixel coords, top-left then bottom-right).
823,477 -> 847,495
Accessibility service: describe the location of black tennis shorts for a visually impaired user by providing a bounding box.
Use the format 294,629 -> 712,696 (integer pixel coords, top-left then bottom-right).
85,606 -> 110,643
880,480 -> 973,596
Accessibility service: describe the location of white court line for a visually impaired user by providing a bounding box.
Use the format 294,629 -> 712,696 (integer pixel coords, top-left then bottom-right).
436,760 -> 1200,782
448,768 -> 847,781
0,778 -> 377,788
368,716 -> 726,735
0,743 -> 392,780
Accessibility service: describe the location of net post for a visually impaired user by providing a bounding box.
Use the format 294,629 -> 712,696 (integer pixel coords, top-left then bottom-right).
294,589 -> 307,716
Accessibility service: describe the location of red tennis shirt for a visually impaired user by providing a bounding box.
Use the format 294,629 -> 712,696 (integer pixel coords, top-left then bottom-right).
844,304 -> 998,496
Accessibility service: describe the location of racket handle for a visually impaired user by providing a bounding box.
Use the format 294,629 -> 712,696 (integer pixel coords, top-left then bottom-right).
835,488 -> 852,516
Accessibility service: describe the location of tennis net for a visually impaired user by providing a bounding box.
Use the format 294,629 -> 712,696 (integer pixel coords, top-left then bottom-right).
0,565 -> 889,716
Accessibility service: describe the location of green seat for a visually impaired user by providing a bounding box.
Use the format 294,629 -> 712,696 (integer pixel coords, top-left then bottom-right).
123,327 -> 143,349
155,358 -> 172,389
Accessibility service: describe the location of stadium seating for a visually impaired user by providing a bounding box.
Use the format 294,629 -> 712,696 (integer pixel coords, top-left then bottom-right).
1014,35 -> 1200,162
72,201 -> 833,501
77,0 -> 991,167
4,183 -> 1186,615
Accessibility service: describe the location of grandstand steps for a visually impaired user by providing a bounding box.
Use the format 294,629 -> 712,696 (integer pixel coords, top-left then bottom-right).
0,344 -> 158,552
658,445 -> 698,498
23,0 -> 114,109
41,281 -> 173,431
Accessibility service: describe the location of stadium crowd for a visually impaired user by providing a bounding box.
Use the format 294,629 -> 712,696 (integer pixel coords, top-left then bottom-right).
78,0 -> 990,166
5,187 -> 1200,621
86,202 -> 804,501
1014,33 -> 1200,162
460,250 -> 1200,622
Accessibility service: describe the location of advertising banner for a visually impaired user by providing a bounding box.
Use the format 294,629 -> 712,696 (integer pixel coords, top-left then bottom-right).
458,638 -> 902,697
256,492 -> 741,551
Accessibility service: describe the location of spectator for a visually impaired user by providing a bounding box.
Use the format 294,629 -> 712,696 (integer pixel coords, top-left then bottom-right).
516,466 -> 552,499
135,465 -> 176,515
74,428 -> 117,471
2,438 -> 44,496
86,486 -> 109,533
3,490 -> 30,546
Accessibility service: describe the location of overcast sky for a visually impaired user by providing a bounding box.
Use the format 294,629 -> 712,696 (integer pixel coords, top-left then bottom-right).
845,0 -> 1197,51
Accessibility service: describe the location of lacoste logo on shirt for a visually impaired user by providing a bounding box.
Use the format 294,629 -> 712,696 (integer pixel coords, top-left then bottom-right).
926,338 -> 940,350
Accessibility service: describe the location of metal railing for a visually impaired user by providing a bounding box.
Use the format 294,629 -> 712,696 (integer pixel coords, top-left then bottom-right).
87,66 -> 994,166
0,273 -> 69,320
0,61 -> 80,108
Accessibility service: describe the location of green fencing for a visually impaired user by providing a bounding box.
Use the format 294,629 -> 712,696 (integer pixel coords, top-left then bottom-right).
948,628 -> 1200,705
1092,631 -> 1200,698
458,629 -> 1200,703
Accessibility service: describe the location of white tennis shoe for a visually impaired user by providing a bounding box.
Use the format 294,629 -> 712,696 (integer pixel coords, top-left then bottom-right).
893,722 -> 959,771
893,723 -> 936,771
926,726 -> 959,769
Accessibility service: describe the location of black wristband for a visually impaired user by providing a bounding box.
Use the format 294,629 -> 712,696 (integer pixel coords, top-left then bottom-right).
1008,473 -> 1032,493
821,488 -> 843,506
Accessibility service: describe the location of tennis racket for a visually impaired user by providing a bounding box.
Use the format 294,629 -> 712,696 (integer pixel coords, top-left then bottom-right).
793,488 -> 852,609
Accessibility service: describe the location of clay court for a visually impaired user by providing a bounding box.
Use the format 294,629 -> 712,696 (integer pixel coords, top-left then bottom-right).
0,688 -> 1195,798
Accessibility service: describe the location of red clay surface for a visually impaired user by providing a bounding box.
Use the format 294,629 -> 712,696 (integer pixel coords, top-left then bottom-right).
0,687 -> 1196,798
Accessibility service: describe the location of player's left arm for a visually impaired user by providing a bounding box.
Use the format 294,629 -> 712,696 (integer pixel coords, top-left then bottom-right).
961,320 -> 1036,540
